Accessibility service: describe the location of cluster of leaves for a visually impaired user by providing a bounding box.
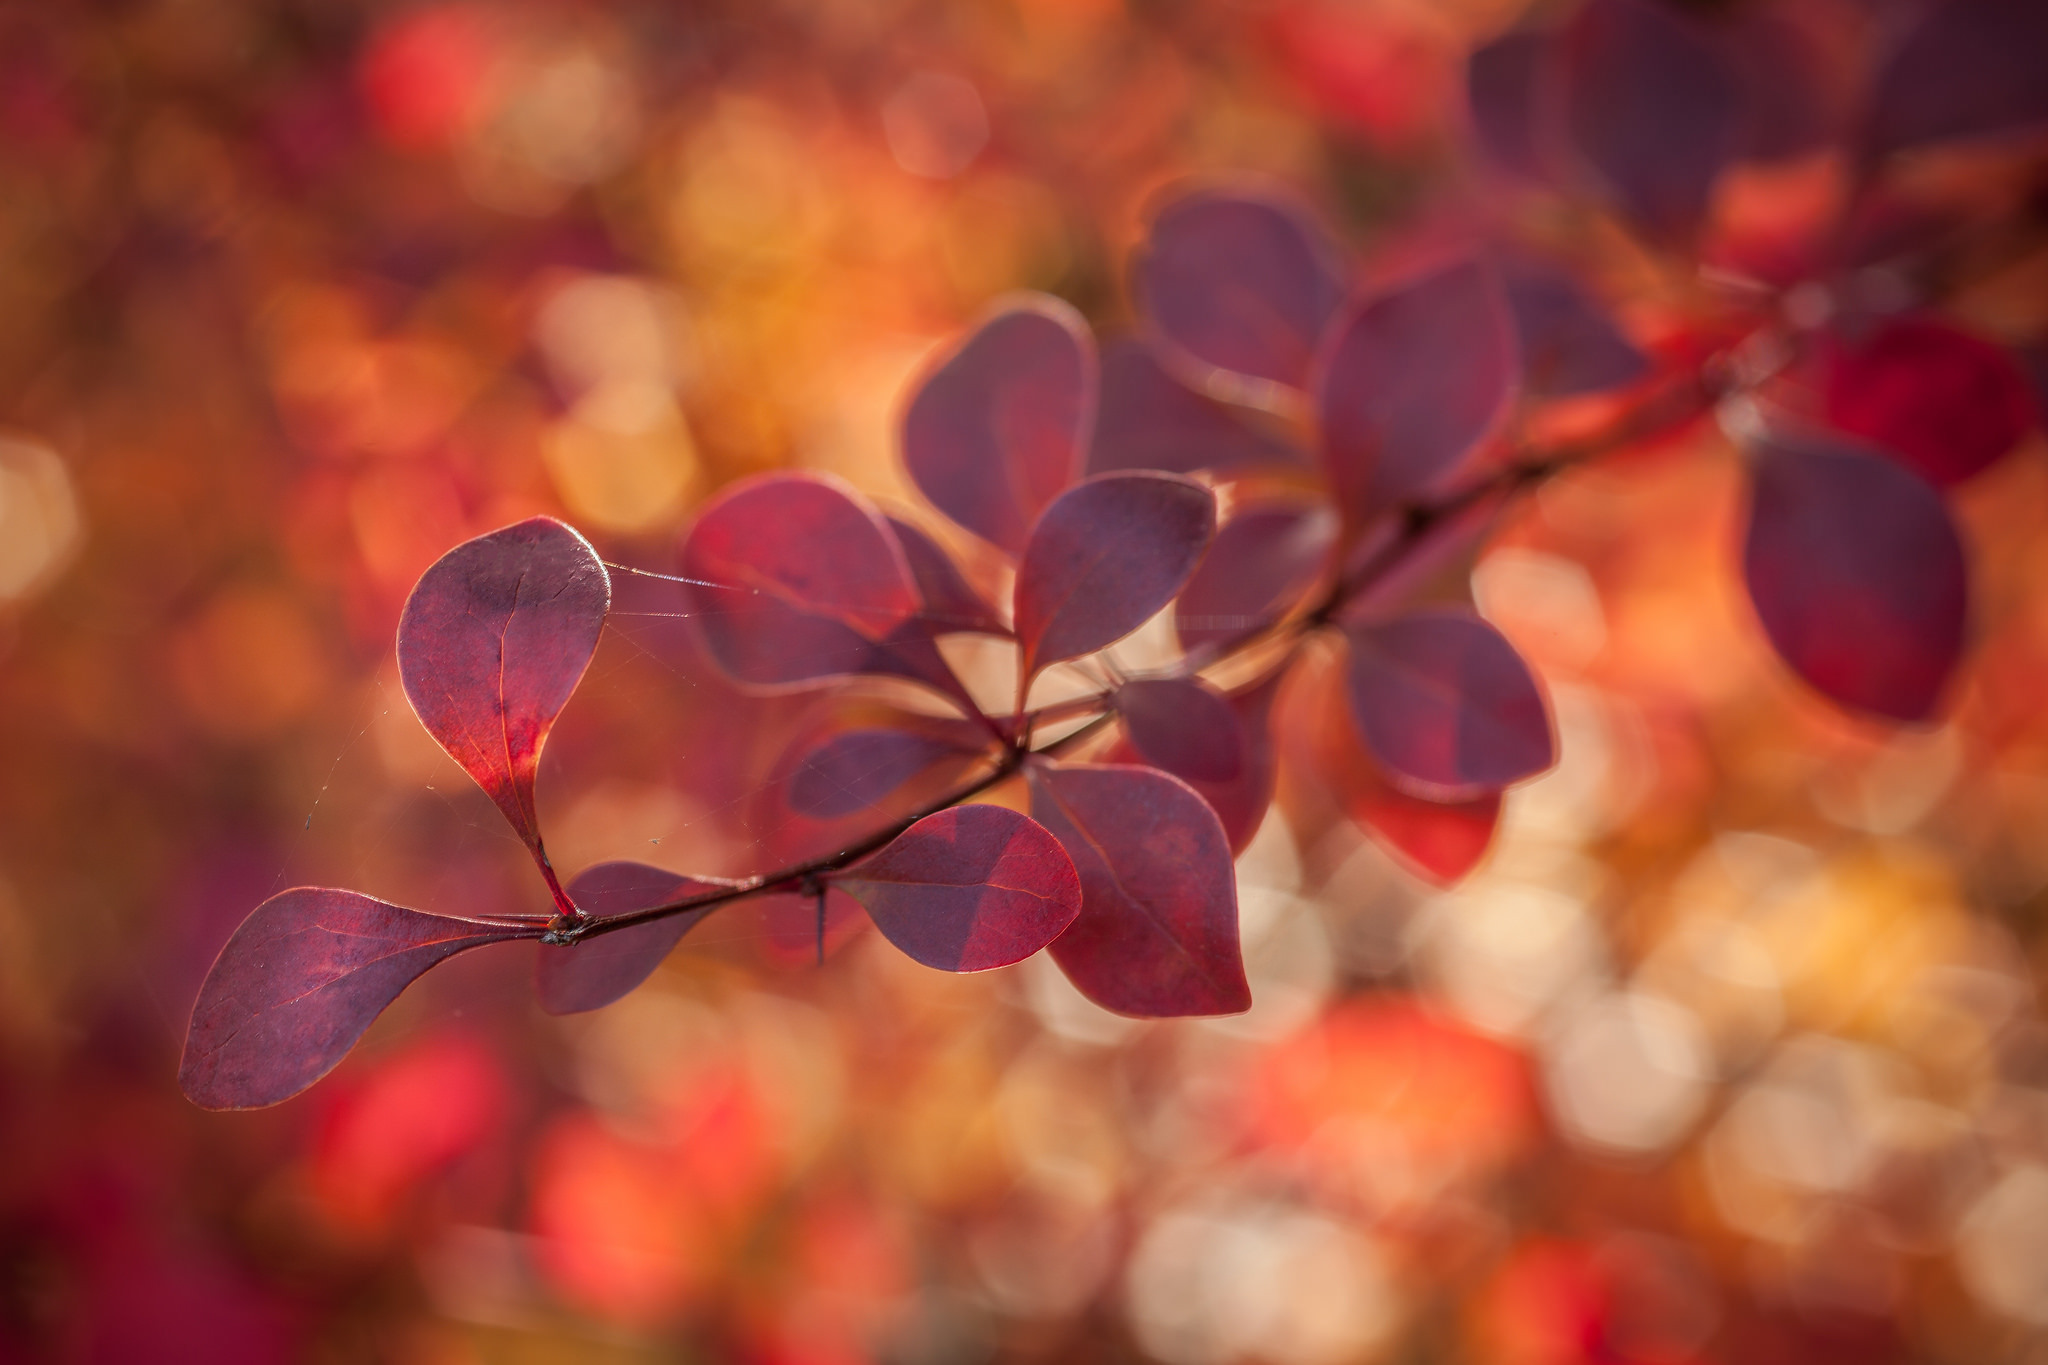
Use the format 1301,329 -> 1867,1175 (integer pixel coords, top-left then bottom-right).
182,0 -> 2046,1112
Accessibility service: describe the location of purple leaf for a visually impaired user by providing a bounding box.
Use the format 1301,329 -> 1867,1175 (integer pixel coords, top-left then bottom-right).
884,514 -> 1007,636
1089,336 -> 1307,477
537,862 -> 727,1015
785,724 -> 989,820
1866,0 -> 2048,156
1560,0 -> 1739,240
397,517 -> 609,895
1115,677 -> 1245,783
1028,761 -> 1250,1017
1742,432 -> 1968,722
1502,258 -> 1648,399
1314,259 -> 1519,523
1104,671 -> 1282,854
902,298 -> 1094,555
1174,498 -> 1337,652
1467,28 -> 1555,180
181,889 -> 531,1110
679,472 -> 920,687
1133,189 -> 1347,392
1724,7 -> 1840,163
831,805 -> 1081,972
1014,472 -> 1217,681
1344,609 -> 1554,798
858,621 -> 991,719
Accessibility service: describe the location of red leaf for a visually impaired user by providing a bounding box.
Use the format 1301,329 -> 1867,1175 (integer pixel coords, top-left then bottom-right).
1090,336 -> 1308,477
1344,609 -> 1554,798
883,514 -> 1007,636
831,805 -> 1081,972
1502,258 -> 1648,399
1466,28 -> 1555,181
1560,0 -> 1738,240
397,517 -> 609,894
1103,670 -> 1283,855
1823,317 -> 2038,487
1866,0 -> 2048,156
1115,677 -> 1244,782
785,723 -> 989,820
1013,472 -> 1217,682
1314,258 -> 1519,524
1174,498 -> 1336,652
1028,761 -> 1250,1017
1343,748 -> 1501,886
1133,188 -> 1347,392
537,862 -> 727,1015
901,298 -> 1094,555
679,472 -> 920,686
181,889 -> 531,1110
1742,432 -> 1968,722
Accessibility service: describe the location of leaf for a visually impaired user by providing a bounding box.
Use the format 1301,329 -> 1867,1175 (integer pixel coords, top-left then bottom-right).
1344,608 -> 1554,798
901,297 -> 1095,555
1028,761 -> 1250,1017
537,862 -> 727,1015
1103,670 -> 1283,855
1823,317 -> 2038,487
883,514 -> 1007,636
1502,258 -> 1648,399
785,723 -> 989,820
181,889 -> 531,1110
1466,28 -> 1555,181
1089,336 -> 1307,477
831,805 -> 1081,972
1115,677 -> 1245,783
1013,472 -> 1217,682
1174,498 -> 1336,652
397,517 -> 610,884
679,472 -> 920,687
1314,258 -> 1519,524
1742,432 -> 1968,722
1865,0 -> 2048,156
1560,0 -> 1739,240
1724,6 -> 1841,163
1133,188 -> 1347,392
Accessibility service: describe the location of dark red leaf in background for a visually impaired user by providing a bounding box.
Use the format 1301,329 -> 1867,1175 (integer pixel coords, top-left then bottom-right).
680,473 -> 920,686
901,298 -> 1094,555
1466,28 -> 1553,181
786,723 -> 989,820
1028,761 -> 1250,1017
1502,258 -> 1648,399
1824,317 -> 2038,486
1133,189 -> 1346,392
1865,0 -> 2048,156
1560,0 -> 1738,240
397,517 -> 609,861
1345,609 -> 1553,798
1315,259 -> 1518,523
1174,499 -> 1336,652
1014,472 -> 1216,681
1089,336 -> 1307,477
182,889 -> 531,1110
884,513 -> 1008,636
831,805 -> 1081,972
1115,676 -> 1245,783
1724,6 -> 1840,163
537,862 -> 728,1015
1743,433 -> 1968,722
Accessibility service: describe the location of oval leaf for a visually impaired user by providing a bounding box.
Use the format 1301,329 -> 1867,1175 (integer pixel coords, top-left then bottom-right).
1345,609 -> 1554,798
832,805 -> 1081,973
182,889 -> 531,1110
1315,259 -> 1518,524
1175,498 -> 1337,653
397,517 -> 609,865
680,472 -> 919,686
884,514 -> 1008,636
1014,472 -> 1217,681
1090,336 -> 1307,477
538,862 -> 728,1015
1133,189 -> 1347,392
1467,28 -> 1556,181
1742,433 -> 1968,722
1104,670 -> 1283,855
1560,0 -> 1739,240
786,723 -> 988,820
1503,258 -> 1649,399
1116,677 -> 1245,783
1027,761 -> 1250,1017
902,298 -> 1094,555
1866,0 -> 2048,156
1343,750 -> 1501,886
1824,317 -> 2038,487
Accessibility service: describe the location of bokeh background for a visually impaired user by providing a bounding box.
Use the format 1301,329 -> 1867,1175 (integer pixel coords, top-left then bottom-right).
3,0 -> 2048,1360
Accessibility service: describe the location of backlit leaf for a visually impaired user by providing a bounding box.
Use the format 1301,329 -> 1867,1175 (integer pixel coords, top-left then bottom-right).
902,297 -> 1094,555
1344,609 -> 1554,798
884,514 -> 1007,636
1866,0 -> 2048,156
1028,761 -> 1250,1017
1174,498 -> 1336,652
182,889 -> 531,1110
1014,472 -> 1216,681
785,723 -> 989,820
1090,337 -> 1306,477
1115,677 -> 1244,783
1103,670 -> 1283,855
831,805 -> 1081,972
1742,432 -> 1968,722
1503,258 -> 1648,399
537,862 -> 728,1015
1823,317 -> 2038,487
